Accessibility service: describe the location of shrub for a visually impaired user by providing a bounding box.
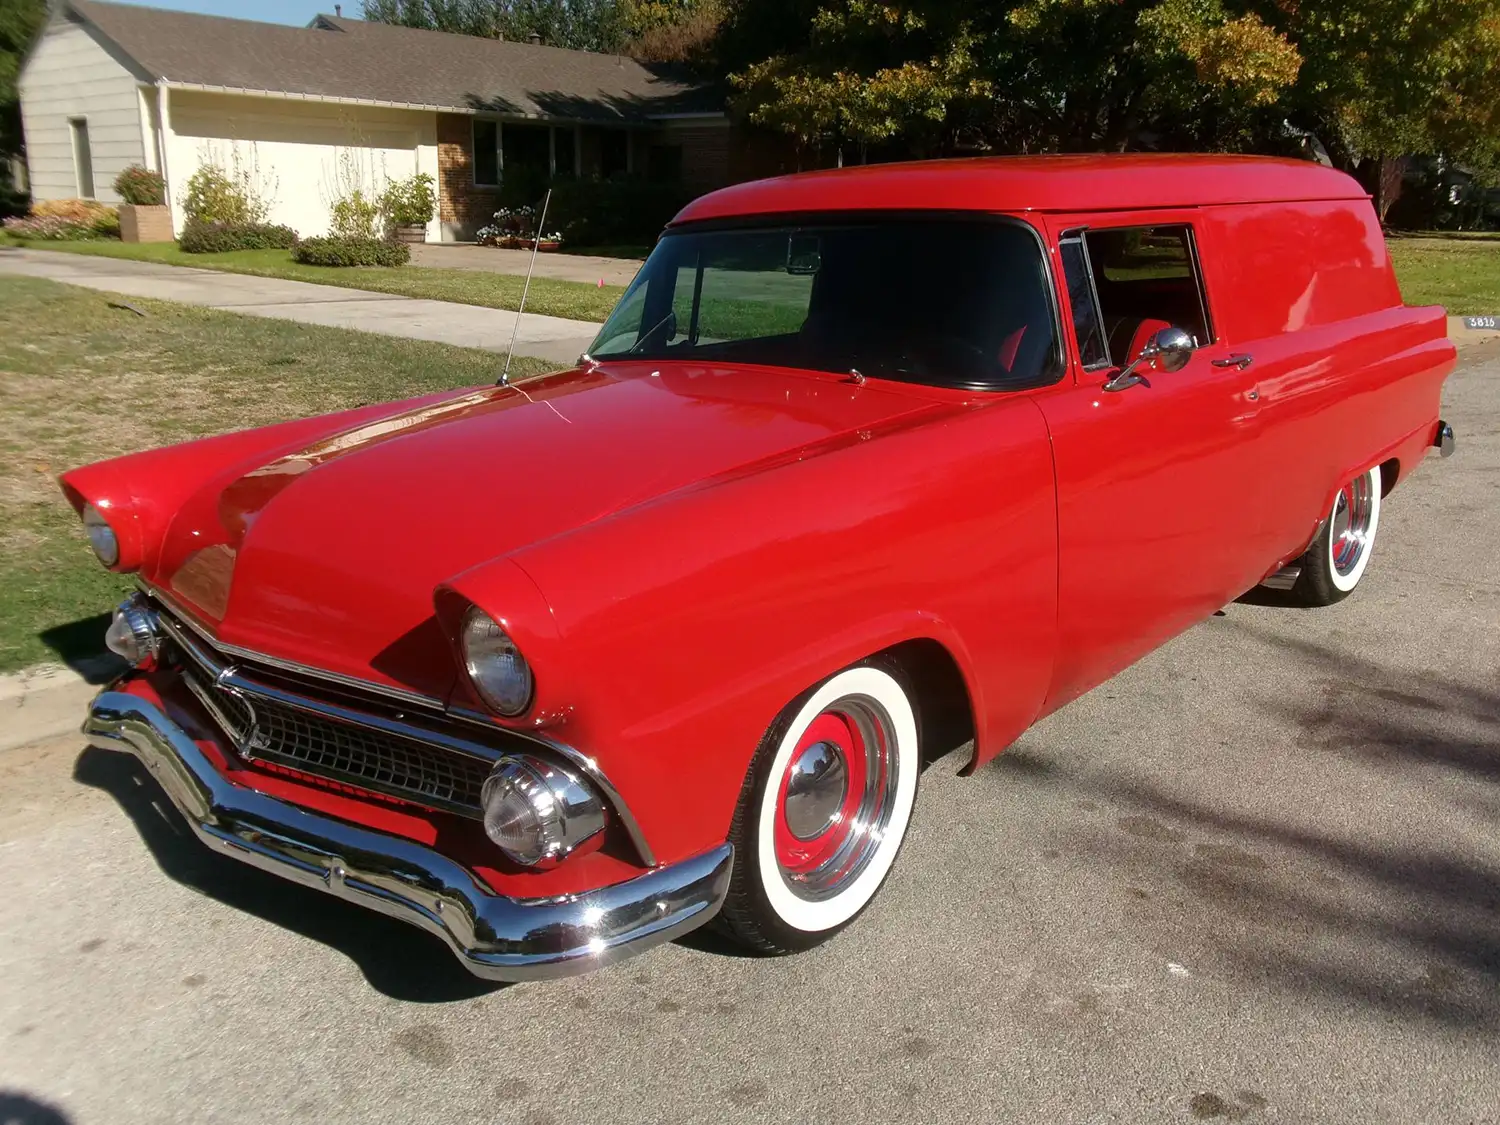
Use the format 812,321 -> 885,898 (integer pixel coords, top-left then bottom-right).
113,165 -> 166,206
3,198 -> 119,241
330,188 -> 382,239
182,163 -> 269,225
179,218 -> 299,253
292,236 -> 410,267
380,172 -> 436,227
546,176 -> 689,247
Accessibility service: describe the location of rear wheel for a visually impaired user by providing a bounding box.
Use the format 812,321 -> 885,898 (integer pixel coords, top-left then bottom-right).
1289,464 -> 1382,606
716,660 -> 921,954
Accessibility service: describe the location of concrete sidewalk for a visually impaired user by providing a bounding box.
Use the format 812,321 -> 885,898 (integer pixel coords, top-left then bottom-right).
408,242 -> 643,286
0,248 -> 604,366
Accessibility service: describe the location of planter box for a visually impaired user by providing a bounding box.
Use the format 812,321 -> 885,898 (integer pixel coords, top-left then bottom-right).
392,223 -> 427,244
119,204 -> 172,243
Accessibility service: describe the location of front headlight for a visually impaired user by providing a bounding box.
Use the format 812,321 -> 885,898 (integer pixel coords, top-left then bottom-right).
82,504 -> 120,567
462,606 -> 533,716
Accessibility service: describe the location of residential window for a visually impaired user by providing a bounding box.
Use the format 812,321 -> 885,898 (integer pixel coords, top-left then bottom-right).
473,119 -> 499,187
1080,224 -> 1213,362
69,117 -> 94,198
503,122 -> 550,192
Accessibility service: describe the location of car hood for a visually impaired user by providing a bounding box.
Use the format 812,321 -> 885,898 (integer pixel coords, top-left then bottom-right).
149,362 -> 940,698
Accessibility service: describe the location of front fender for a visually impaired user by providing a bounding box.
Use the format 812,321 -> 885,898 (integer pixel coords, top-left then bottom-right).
499,396 -> 1059,866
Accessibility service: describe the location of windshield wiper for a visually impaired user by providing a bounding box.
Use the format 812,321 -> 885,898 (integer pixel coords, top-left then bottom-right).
628,313 -> 677,355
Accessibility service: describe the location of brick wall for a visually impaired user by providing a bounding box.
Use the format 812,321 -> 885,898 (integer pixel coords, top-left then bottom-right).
437,113 -> 499,239
670,126 -> 730,192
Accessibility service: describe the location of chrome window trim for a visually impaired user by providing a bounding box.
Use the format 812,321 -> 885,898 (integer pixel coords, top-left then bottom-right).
146,589 -> 659,867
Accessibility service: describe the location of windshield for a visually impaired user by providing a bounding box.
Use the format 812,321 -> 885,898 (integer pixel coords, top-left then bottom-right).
589,217 -> 1059,390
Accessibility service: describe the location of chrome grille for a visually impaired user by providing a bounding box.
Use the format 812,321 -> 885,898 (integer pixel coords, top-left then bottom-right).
174,634 -> 490,818
245,692 -> 489,810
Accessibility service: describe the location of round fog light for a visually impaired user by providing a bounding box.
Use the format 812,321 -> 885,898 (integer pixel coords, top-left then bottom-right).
105,597 -> 160,667
480,757 -> 606,867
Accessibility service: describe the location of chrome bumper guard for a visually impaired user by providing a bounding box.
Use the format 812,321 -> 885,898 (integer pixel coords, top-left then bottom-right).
85,690 -> 733,981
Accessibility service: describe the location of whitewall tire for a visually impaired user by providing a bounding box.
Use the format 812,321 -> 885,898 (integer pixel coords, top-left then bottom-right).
1290,464 -> 1382,605
716,659 -> 921,953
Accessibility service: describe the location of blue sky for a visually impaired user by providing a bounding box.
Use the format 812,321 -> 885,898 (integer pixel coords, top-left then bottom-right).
110,0 -> 335,26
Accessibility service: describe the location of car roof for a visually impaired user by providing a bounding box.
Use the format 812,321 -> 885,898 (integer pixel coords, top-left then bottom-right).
671,154 -> 1368,225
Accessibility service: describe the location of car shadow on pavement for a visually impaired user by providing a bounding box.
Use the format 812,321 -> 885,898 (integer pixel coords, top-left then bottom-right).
0,1091 -> 72,1125
983,621 -> 1500,1030
72,748 -> 507,1004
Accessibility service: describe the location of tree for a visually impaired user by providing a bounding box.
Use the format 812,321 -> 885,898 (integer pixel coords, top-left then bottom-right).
0,0 -> 47,174
1262,0 -> 1500,218
724,1 -> 1302,159
360,0 -> 628,52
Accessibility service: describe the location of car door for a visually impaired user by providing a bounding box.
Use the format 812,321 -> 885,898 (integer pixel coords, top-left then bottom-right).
1035,213 -> 1265,712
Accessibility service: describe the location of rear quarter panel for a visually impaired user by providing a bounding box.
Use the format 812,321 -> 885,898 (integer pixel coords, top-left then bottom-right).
483,393 -> 1060,866
1196,199 -> 1455,559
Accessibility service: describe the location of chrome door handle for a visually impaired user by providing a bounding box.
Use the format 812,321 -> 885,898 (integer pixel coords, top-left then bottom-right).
1213,353 -> 1254,370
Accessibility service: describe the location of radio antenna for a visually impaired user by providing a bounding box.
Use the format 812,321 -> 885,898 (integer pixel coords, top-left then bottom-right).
499,186 -> 552,387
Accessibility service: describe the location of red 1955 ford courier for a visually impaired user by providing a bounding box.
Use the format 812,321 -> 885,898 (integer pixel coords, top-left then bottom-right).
63,155 -> 1456,981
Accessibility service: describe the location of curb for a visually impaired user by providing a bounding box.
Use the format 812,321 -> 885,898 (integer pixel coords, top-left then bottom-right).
0,656 -> 123,753
1448,315 -> 1500,345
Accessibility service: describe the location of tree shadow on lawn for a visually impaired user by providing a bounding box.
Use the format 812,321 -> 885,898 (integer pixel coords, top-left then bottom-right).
984,620 -> 1500,1032
72,747 -> 508,1004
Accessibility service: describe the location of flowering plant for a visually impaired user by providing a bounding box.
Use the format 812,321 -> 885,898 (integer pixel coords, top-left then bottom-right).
3,200 -> 119,241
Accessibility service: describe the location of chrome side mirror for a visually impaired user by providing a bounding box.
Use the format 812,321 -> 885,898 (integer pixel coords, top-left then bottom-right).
1102,325 -> 1195,392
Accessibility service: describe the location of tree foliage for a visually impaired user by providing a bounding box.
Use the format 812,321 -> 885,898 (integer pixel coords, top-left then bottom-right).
0,0 -> 47,162
360,0 -> 629,52
721,0 -> 1500,181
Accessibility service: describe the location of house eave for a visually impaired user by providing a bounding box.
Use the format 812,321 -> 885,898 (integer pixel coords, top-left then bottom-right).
159,81 -> 687,128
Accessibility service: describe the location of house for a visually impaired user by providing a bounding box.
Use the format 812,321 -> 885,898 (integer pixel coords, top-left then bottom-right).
18,0 -> 786,240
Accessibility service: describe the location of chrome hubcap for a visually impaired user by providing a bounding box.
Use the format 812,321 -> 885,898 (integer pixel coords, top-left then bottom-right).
774,697 -> 899,902
783,741 -> 848,840
1330,473 -> 1375,577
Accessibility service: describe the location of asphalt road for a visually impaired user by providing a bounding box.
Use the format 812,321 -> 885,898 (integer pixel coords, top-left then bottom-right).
2,347 -> 1497,1125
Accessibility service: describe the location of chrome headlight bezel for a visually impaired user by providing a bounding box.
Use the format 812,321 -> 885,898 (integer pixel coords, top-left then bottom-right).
82,504 -> 120,568
105,593 -> 160,667
461,606 -> 534,717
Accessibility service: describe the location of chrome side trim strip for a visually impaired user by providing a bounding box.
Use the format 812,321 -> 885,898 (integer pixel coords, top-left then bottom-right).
153,604 -> 661,867
84,690 -> 732,982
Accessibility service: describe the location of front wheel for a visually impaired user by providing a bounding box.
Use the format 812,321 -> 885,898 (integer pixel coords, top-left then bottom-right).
1289,463 -> 1382,606
715,660 -> 921,954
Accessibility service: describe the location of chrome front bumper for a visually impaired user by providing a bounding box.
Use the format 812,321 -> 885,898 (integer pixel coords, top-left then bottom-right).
84,690 -> 733,981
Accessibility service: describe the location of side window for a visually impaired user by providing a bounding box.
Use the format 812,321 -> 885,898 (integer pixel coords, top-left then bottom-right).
1059,230 -> 1110,369
1070,224 -> 1213,366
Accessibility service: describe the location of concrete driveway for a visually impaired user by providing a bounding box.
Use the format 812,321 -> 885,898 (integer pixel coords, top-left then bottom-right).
1,350 -> 1496,1125
0,249 -> 602,367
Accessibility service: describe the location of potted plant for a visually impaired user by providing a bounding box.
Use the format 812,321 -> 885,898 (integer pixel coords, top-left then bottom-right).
380,173 -> 436,244
112,165 -> 170,243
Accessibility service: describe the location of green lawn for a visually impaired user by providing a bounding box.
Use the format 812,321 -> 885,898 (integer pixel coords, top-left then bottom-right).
1388,238 -> 1500,315
17,240 -> 627,323
0,275 -> 552,673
